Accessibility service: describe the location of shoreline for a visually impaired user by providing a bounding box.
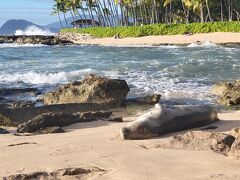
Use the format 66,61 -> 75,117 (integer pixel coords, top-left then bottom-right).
58,32 -> 240,47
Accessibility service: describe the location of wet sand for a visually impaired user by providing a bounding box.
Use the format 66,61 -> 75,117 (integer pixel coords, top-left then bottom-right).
1,111 -> 240,179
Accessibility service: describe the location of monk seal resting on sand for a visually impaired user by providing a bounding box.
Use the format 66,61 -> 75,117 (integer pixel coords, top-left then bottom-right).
120,104 -> 218,140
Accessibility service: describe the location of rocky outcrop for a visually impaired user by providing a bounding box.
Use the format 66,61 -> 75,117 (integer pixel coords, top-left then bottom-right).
17,111 -> 112,133
3,166 -> 106,180
125,94 -> 161,105
149,131 -> 235,152
0,127 -> 9,134
58,32 -> 93,44
0,35 -> 72,45
211,80 -> 240,105
42,75 -> 130,106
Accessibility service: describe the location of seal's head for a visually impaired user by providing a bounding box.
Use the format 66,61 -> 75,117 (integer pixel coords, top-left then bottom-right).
120,124 -> 158,140
120,103 -> 162,140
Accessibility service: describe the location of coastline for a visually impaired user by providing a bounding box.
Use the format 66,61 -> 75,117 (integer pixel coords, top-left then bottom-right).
59,32 -> 240,46
1,111 -> 240,179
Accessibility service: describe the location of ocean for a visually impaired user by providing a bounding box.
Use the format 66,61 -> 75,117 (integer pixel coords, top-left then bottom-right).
0,42 -> 239,105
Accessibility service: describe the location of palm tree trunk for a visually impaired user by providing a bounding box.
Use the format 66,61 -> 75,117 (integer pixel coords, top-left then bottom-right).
205,0 -> 213,22
220,0 -> 224,21
57,11 -> 63,29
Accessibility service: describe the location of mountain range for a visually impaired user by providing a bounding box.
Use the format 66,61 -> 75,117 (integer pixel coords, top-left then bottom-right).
0,19 -> 73,35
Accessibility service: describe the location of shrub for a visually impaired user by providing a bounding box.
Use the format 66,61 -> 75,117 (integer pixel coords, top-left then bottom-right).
61,21 -> 240,38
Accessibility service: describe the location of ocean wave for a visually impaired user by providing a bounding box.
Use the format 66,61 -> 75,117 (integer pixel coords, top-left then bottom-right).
187,41 -> 217,47
15,25 -> 55,36
0,43 -> 47,48
0,69 -> 95,85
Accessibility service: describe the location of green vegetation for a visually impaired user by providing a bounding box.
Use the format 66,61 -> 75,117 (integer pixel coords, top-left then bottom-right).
53,0 -> 240,28
61,21 -> 240,38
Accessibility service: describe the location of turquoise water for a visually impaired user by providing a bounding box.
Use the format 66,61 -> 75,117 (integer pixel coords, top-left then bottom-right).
0,43 -> 239,104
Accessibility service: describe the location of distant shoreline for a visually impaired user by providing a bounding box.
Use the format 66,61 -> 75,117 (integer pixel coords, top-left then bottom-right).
58,32 -> 240,47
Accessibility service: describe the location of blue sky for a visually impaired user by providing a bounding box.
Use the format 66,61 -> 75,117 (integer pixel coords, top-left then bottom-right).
0,0 -> 58,26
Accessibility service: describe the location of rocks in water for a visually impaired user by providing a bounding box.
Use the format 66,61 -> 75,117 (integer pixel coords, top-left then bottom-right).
42,74 -> 130,106
125,94 -> 161,105
4,166 -> 106,180
0,88 -> 40,96
212,80 -> 240,105
0,35 -> 72,45
17,111 -> 112,133
0,127 -> 9,134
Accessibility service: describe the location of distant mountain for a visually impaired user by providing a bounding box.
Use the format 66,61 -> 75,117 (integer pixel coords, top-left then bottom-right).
0,19 -> 57,35
45,17 -> 74,30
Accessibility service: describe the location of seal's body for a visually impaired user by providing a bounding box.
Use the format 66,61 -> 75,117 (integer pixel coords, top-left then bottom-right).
120,104 -> 218,140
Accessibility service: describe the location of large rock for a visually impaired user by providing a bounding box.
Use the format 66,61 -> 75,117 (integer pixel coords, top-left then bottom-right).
17,111 -> 112,133
125,94 -> 161,105
228,127 -> 240,159
42,75 -> 130,106
211,80 -> 240,105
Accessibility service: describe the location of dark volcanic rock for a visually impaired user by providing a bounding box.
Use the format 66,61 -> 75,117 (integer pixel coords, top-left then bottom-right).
42,74 -> 130,106
0,88 -> 40,96
126,94 -> 161,105
0,127 -> 9,134
17,111 -> 112,133
0,35 -> 72,45
4,166 -> 106,180
212,80 -> 240,105
17,113 -> 79,133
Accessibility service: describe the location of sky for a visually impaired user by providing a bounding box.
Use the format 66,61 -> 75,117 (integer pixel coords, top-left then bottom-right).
0,0 -> 58,26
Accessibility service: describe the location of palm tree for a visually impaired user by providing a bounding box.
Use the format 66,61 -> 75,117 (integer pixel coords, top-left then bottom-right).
51,5 -> 63,29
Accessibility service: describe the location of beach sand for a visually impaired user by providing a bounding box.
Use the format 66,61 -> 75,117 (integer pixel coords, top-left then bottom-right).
1,111 -> 240,179
67,32 -> 240,46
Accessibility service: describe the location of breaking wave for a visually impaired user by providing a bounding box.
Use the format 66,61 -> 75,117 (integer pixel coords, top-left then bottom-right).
15,25 -> 55,36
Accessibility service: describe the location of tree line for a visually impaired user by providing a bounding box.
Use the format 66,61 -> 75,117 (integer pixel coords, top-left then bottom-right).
52,0 -> 240,28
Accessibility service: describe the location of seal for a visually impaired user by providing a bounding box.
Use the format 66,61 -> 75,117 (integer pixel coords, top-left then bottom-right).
120,104 -> 218,140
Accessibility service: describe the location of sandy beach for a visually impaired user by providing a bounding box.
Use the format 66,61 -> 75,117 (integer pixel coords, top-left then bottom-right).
1,110 -> 240,180
61,32 -> 240,46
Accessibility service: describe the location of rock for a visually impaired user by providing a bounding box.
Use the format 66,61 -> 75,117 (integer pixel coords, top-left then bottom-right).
210,134 -> 236,153
0,113 -> 17,127
35,126 -> 65,134
4,172 -> 49,180
228,137 -> 240,159
17,111 -> 112,133
42,74 -> 130,106
149,131 -> 235,153
126,94 -> 161,105
4,167 -> 106,180
106,117 -> 123,122
0,127 -> 9,134
212,80 -> 240,105
0,35 -> 72,45
211,81 -> 232,96
10,101 -> 36,108
17,113 -> 80,133
0,88 -> 40,96
229,127 -> 240,138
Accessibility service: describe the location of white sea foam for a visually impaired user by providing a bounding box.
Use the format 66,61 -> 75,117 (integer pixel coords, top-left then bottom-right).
187,41 -> 217,47
15,25 -> 55,36
0,43 -> 46,48
0,69 -> 95,85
